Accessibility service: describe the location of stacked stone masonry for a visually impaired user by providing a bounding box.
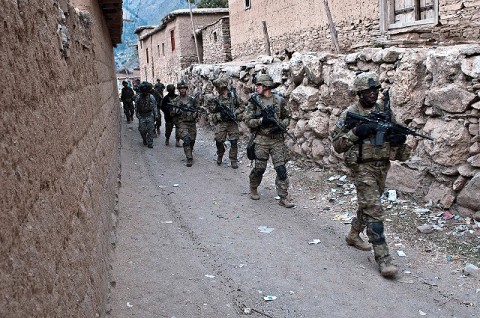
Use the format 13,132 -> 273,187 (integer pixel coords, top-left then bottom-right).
180,44 -> 480,217
0,0 -> 121,316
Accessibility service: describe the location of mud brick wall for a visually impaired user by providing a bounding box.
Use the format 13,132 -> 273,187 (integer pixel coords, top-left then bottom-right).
202,17 -> 232,64
0,0 -> 121,316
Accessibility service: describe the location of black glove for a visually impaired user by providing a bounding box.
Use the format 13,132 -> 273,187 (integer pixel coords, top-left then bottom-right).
353,123 -> 376,139
214,103 -> 223,113
269,126 -> 282,134
387,134 -> 407,146
261,108 -> 275,126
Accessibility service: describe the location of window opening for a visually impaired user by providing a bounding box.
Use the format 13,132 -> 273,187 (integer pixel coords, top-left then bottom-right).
170,30 -> 176,51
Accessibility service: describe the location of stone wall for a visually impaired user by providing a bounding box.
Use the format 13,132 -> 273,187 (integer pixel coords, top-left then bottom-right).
0,0 -> 121,316
202,17 -> 232,64
228,0 -> 479,59
180,44 -> 480,216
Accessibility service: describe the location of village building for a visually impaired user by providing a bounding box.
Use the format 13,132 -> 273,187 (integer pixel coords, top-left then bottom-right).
135,8 -> 229,84
228,0 -> 480,58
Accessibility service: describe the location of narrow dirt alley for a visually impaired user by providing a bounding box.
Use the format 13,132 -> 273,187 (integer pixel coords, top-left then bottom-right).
108,120 -> 478,318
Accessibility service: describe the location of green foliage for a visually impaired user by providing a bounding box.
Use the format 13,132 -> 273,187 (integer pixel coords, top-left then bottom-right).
188,0 -> 228,8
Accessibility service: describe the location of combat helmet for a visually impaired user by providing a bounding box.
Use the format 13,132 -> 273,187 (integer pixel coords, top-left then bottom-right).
255,74 -> 274,87
213,78 -> 229,89
138,81 -> 153,93
166,84 -> 175,93
353,72 -> 380,92
177,80 -> 188,89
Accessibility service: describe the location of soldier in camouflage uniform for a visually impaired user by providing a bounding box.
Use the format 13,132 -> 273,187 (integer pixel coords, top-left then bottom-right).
120,81 -> 135,123
161,84 -> 179,145
170,80 -> 200,167
135,82 -> 158,148
209,78 -> 243,169
244,74 -> 295,208
331,72 -> 411,278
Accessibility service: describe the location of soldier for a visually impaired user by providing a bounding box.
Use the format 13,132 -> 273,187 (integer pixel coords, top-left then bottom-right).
150,85 -> 162,137
209,78 -> 243,169
161,84 -> 179,146
170,80 -> 201,167
244,74 -> 295,208
120,80 -> 135,123
134,81 -> 157,148
154,78 -> 165,97
331,72 -> 410,278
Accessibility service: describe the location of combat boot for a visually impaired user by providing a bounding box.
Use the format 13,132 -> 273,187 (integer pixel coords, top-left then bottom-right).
231,160 -> 238,169
186,158 -> 193,167
175,138 -> 181,147
165,138 -> 169,145
373,243 -> 398,278
217,155 -> 223,166
345,218 -> 371,251
279,197 -> 295,208
250,186 -> 260,200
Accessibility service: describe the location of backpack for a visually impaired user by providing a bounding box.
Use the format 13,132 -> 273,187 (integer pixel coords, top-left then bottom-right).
137,95 -> 154,113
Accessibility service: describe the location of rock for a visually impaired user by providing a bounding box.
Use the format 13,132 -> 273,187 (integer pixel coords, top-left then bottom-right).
344,52 -> 358,64
473,211 -> 480,222
467,154 -> 480,167
289,52 -> 305,85
461,55 -> 480,78
310,139 -> 326,158
425,84 -> 476,113
289,85 -> 320,111
423,119 -> 470,166
425,182 -> 456,208
463,263 -> 479,277
417,224 -> 435,234
453,175 -> 468,191
457,173 -> 480,211
308,111 -> 330,138
382,48 -> 403,63
386,162 -> 424,193
303,54 -> 324,86
458,163 -> 479,177
425,47 -> 464,86
470,142 -> 480,155
221,65 -> 242,78
257,55 -> 274,64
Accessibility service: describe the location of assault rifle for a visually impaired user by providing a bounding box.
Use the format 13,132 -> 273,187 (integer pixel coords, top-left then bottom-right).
248,94 -> 297,142
344,111 -> 433,146
167,103 -> 206,114
214,100 -> 239,124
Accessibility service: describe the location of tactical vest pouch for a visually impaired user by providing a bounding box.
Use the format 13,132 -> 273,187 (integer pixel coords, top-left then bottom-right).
360,143 -> 391,162
138,98 -> 153,113
389,144 -> 412,162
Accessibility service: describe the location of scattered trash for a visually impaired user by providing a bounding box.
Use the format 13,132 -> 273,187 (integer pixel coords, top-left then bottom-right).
443,211 -> 454,219
414,208 -> 430,214
258,226 -> 274,233
332,212 -> 353,223
274,196 -> 280,200
243,307 -> 252,314
161,221 -> 173,224
339,175 -> 347,182
387,190 -> 397,202
446,255 -> 453,262
173,184 -> 179,187
463,263 -> 479,276
397,250 -> 407,257
205,274 -> 215,278
419,310 -> 427,316
308,239 -> 321,245
126,302 -> 133,308
417,224 -> 435,234
263,295 -> 277,301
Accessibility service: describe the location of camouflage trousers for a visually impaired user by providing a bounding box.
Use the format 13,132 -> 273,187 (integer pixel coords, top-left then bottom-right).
138,114 -> 155,146
351,160 -> 390,222
215,121 -> 240,160
249,138 -> 290,198
123,101 -> 134,121
178,121 -> 197,159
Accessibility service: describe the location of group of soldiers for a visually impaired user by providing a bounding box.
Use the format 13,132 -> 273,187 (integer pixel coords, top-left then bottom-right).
120,72 -> 413,278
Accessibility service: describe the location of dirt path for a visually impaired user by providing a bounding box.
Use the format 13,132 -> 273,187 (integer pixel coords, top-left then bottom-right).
108,120 -> 478,317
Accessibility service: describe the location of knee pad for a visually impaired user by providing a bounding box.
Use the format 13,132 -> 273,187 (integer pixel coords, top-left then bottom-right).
229,139 -> 238,148
366,222 -> 386,245
183,136 -> 192,146
275,165 -> 288,180
252,168 -> 266,177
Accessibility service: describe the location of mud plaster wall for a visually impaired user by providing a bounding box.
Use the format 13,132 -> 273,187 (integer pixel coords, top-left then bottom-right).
0,0 -> 120,316
202,17 -> 232,64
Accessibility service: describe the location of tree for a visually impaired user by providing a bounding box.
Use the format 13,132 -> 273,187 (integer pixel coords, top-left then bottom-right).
187,0 -> 229,8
